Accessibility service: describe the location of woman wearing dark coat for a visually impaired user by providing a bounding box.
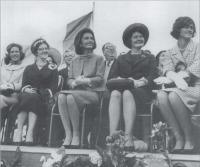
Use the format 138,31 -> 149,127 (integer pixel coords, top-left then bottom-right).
14,38 -> 58,144
108,23 -> 157,151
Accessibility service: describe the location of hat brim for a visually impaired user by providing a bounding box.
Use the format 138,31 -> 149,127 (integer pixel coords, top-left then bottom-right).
48,48 -> 62,66
123,23 -> 149,49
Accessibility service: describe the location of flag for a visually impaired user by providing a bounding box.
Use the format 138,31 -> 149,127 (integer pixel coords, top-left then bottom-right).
63,11 -> 93,52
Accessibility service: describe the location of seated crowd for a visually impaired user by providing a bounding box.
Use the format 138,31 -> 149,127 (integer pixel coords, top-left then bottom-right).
1,16 -> 200,153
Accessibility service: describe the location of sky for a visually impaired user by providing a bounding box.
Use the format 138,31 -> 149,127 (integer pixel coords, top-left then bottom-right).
1,0 -> 200,62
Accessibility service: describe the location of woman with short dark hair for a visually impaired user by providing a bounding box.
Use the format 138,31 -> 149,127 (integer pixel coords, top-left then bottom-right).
0,43 -> 26,112
58,28 -> 105,147
155,16 -> 200,153
14,38 -> 59,145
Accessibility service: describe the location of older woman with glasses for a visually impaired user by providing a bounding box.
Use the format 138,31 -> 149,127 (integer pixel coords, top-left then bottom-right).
14,38 -> 59,145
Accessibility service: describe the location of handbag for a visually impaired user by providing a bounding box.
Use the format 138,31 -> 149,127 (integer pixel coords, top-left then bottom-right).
106,78 -> 134,91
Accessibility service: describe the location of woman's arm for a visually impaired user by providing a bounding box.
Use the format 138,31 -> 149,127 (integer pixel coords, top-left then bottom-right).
186,43 -> 200,78
21,66 -> 33,92
87,55 -> 105,87
48,69 -> 59,95
67,62 -> 77,89
144,54 -> 158,87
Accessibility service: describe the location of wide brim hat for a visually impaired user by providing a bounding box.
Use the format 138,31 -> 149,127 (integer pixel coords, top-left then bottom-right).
122,23 -> 149,49
48,47 -> 62,66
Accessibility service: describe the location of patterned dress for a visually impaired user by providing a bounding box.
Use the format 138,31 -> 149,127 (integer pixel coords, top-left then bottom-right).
162,40 -> 200,112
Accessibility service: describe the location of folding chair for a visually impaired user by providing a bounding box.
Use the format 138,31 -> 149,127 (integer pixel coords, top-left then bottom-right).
80,90 -> 105,148
135,99 -> 157,152
47,75 -> 64,147
1,105 -> 17,144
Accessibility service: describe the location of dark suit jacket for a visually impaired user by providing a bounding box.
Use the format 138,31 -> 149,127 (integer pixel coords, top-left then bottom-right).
108,51 -> 158,89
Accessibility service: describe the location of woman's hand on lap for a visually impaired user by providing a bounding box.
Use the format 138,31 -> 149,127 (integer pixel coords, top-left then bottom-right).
24,88 -> 37,94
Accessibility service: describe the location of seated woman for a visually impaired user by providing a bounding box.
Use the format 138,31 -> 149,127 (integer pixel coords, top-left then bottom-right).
0,43 -> 26,112
58,28 -> 105,147
14,38 -> 59,145
155,17 -> 200,153
107,23 -> 157,151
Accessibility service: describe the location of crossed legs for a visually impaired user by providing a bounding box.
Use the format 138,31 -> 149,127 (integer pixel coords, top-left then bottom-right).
157,91 -> 194,150
14,111 -> 37,143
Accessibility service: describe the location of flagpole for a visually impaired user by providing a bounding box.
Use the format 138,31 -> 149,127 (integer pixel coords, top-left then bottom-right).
91,1 -> 95,30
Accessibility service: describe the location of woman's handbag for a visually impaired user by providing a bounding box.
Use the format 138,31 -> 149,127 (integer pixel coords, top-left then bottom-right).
106,78 -> 134,91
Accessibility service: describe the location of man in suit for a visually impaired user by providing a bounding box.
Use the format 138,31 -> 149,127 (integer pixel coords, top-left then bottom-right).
58,49 -> 75,90
102,42 -> 117,83
96,42 -> 118,147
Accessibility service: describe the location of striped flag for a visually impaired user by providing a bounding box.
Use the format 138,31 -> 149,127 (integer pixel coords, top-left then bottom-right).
63,11 -> 93,52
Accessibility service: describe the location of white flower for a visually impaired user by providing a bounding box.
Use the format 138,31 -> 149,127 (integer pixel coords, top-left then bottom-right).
51,151 -> 62,161
89,151 -> 103,167
40,150 -> 62,167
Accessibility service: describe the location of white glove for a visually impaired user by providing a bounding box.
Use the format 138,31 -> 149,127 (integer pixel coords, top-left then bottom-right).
174,78 -> 188,90
154,76 -> 173,85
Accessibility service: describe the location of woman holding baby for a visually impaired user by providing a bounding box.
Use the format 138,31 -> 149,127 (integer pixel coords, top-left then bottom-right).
154,16 -> 200,153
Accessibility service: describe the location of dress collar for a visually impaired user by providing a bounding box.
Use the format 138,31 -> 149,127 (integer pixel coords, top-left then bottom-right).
171,39 -> 194,62
3,62 -> 24,71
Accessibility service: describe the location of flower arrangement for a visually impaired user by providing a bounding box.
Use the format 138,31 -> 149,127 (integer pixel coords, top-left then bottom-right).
151,122 -> 173,152
40,130 -> 188,167
93,131 -> 147,167
40,146 -> 65,167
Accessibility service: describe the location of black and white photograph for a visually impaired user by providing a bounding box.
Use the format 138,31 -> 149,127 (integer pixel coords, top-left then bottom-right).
1,0 -> 200,167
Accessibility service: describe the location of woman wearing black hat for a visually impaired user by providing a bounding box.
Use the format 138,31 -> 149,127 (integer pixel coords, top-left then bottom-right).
155,17 -> 200,153
107,23 -> 157,151
58,28 -> 105,147
14,38 -> 59,145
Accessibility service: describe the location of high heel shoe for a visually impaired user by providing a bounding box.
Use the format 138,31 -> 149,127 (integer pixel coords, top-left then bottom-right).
12,142 -> 23,146
24,141 -> 35,146
62,144 -> 71,149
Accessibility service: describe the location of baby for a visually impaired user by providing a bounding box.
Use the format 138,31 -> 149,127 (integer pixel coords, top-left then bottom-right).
175,61 -> 187,72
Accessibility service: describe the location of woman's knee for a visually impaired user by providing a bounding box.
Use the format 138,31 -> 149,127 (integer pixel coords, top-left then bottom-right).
58,93 -> 67,103
168,92 -> 179,103
110,90 -> 122,100
157,90 -> 168,103
0,95 -> 7,108
66,94 -> 75,104
122,90 -> 134,101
